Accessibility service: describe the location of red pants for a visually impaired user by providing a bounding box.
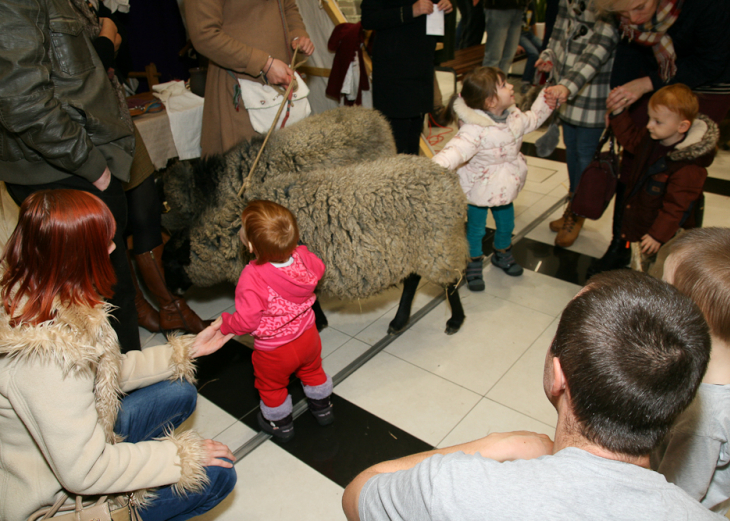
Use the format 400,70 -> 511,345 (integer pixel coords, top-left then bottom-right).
252,326 -> 327,408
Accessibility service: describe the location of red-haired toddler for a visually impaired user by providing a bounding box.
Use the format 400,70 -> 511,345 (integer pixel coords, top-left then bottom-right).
220,200 -> 332,441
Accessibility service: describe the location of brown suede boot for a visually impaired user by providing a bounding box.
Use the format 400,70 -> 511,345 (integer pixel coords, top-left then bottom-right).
549,194 -> 573,232
555,211 -> 585,248
127,251 -> 161,333
135,244 -> 211,334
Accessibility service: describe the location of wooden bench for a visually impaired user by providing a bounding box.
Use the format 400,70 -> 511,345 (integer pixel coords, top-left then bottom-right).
439,44 -> 526,81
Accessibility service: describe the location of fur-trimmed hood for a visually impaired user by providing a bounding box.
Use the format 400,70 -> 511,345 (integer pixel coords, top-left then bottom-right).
668,114 -> 719,164
452,96 -> 517,128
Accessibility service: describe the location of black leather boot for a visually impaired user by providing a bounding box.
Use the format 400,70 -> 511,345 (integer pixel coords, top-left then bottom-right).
587,239 -> 631,278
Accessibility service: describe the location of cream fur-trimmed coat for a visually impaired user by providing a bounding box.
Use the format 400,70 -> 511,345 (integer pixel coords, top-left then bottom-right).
433,91 -> 553,207
0,301 -> 208,521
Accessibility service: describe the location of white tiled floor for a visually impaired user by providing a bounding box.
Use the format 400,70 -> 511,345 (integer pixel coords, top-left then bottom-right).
165,122 -> 730,520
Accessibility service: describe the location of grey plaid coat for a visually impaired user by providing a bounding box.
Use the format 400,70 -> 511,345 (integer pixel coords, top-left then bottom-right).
539,0 -> 619,128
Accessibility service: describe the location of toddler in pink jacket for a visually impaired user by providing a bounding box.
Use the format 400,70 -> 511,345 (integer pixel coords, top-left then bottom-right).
220,200 -> 332,441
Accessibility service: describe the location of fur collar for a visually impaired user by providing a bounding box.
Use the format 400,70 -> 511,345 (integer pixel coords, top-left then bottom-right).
0,301 -> 125,444
668,114 -> 719,162
453,96 -> 517,128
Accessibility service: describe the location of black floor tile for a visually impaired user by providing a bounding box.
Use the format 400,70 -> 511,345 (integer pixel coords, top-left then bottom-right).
521,142 -> 567,163
195,340 -> 260,420
481,228 -> 596,286
196,340 -> 433,488
273,394 -> 433,488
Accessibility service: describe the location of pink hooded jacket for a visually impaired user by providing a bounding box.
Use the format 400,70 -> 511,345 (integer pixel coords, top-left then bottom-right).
220,245 -> 326,350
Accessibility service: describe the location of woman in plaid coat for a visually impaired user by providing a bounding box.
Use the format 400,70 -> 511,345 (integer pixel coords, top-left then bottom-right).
535,0 -> 619,247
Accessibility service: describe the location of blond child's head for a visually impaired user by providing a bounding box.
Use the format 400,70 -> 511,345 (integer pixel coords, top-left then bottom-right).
239,200 -> 299,265
646,84 -> 698,146
664,228 -> 730,343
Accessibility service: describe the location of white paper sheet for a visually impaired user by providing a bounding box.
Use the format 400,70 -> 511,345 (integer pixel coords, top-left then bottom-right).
426,8 -> 445,36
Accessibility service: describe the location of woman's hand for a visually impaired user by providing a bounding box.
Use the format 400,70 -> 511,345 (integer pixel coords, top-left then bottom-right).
266,58 -> 293,87
535,58 -> 553,73
292,37 -> 315,56
413,0 -> 434,17
93,167 -> 112,191
190,317 -> 234,358
202,439 -> 236,468
606,77 -> 654,113
436,0 -> 453,14
545,85 -> 569,108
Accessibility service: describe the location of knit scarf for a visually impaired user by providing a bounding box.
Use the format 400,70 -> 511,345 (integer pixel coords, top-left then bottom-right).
619,0 -> 683,82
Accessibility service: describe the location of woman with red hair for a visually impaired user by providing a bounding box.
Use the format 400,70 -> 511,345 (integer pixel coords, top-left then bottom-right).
0,189 -> 237,521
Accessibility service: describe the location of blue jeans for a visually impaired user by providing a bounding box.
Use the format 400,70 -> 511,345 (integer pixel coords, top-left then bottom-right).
482,8 -> 523,73
467,203 -> 515,257
561,122 -> 605,193
520,31 -> 542,84
115,381 -> 237,521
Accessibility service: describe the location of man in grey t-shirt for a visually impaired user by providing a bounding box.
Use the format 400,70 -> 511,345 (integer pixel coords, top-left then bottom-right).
343,270 -> 725,520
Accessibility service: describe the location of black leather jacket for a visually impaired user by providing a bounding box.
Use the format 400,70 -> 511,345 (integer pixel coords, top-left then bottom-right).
0,0 -> 134,185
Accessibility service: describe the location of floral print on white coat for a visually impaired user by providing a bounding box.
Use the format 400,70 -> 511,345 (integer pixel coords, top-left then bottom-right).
433,90 -> 553,208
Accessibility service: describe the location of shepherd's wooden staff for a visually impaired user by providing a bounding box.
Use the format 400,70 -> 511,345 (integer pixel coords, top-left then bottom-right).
237,47 -> 307,198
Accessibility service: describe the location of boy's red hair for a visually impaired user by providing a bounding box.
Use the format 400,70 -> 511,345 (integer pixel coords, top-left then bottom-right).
1,189 -> 116,326
240,200 -> 299,265
649,84 -> 699,123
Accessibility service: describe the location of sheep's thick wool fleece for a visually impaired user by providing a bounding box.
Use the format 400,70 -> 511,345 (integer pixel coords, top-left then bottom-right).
164,106 -> 469,299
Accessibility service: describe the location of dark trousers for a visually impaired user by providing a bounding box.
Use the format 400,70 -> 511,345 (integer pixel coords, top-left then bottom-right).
6,176 -> 141,352
455,0 -> 485,50
386,115 -> 424,155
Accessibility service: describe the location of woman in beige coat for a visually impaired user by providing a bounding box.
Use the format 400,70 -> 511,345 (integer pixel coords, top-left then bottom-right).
0,190 -> 236,521
186,0 -> 315,157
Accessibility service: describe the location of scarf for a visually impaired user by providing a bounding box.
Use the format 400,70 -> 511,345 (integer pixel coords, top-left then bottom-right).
619,0 -> 683,82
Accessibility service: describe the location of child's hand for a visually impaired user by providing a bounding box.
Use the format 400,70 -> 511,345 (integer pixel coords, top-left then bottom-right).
544,85 -> 569,109
640,234 -> 662,255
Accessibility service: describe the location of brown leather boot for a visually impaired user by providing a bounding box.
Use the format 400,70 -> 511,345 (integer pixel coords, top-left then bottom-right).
549,194 -> 573,232
127,251 -> 161,333
555,211 -> 585,248
135,244 -> 211,334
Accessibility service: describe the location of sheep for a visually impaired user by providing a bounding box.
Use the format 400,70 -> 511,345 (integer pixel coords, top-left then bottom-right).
162,106 -> 469,334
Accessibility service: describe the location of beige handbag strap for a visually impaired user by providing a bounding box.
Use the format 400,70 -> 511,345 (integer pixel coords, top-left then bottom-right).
28,494 -> 109,521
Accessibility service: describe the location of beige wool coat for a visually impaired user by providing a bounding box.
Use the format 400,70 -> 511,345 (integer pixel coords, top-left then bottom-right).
186,0 -> 309,157
0,302 -> 209,521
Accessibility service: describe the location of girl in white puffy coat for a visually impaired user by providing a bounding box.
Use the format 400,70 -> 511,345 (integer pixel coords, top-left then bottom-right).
433,67 -> 554,290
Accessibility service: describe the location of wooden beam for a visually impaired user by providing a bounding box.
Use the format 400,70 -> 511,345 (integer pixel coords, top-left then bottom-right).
320,0 -> 348,25
420,134 -> 434,158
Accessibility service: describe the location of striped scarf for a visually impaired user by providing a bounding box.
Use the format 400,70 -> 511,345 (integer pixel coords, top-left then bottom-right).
619,0 -> 684,82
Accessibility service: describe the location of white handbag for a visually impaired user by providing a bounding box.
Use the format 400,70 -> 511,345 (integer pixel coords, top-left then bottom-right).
238,72 -> 311,133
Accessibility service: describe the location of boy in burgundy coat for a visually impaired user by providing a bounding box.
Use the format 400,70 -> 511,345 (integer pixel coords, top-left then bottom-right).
589,84 -> 719,276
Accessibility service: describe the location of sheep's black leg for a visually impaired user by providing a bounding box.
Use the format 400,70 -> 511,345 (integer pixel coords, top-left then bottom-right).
444,282 -> 465,335
388,273 -> 421,335
313,297 -> 328,332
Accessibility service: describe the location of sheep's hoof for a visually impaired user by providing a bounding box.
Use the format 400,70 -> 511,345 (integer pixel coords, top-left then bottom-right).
316,318 -> 329,332
444,317 -> 464,335
387,320 -> 409,335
